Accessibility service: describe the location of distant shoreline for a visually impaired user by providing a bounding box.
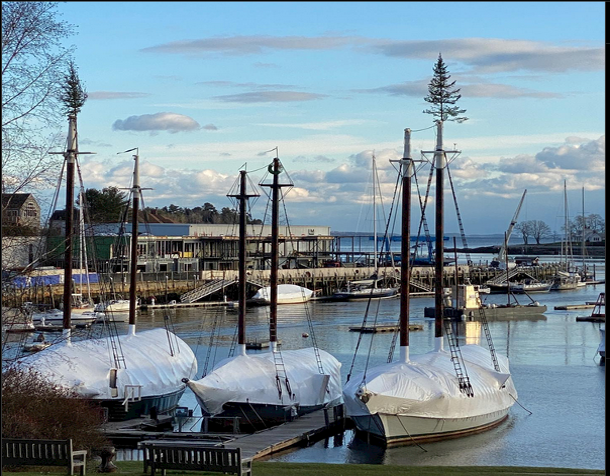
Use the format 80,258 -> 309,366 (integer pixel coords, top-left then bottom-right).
450,242 -> 605,257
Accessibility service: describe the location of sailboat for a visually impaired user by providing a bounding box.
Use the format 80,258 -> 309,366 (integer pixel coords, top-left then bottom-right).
343,124 -> 517,446
184,161 -> 342,431
13,122 -> 197,421
332,153 -> 398,301
551,181 -> 580,291
250,284 -> 314,305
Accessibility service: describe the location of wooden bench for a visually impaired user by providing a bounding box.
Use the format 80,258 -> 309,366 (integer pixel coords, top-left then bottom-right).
2,438 -> 87,475
140,444 -> 251,476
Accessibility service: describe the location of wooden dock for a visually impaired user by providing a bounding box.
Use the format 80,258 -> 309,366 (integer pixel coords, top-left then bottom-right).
554,304 -> 595,310
102,406 -> 346,460
349,323 -> 423,333
223,407 -> 346,459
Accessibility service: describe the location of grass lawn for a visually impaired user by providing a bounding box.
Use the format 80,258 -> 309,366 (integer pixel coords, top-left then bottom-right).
1,461 -> 604,476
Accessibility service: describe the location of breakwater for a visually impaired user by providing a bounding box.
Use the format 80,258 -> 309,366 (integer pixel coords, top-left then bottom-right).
3,261 -> 589,308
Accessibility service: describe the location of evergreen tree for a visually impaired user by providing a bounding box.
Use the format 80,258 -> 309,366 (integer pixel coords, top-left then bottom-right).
423,54 -> 468,123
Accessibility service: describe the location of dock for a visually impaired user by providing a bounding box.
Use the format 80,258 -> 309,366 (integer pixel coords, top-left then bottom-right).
553,304 -> 595,310
349,323 -> 423,333
103,406 -> 346,460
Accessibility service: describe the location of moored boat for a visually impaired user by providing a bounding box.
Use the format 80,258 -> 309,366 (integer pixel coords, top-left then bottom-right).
251,284 -> 314,305
343,121 -> 517,446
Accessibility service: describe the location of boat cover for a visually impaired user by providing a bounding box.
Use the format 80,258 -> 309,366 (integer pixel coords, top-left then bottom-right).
13,328 -> 197,400
186,347 -> 342,414
343,344 -> 516,419
251,284 -> 313,303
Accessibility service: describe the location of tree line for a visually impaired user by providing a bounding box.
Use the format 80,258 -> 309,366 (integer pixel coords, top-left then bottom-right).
516,215 -> 605,245
78,186 -> 262,225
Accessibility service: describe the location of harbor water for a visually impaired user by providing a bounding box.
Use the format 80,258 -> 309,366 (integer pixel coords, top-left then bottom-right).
4,254 -> 604,470
129,260 -> 605,470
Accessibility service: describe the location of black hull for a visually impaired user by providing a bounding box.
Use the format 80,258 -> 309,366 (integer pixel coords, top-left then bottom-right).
97,388 -> 186,422
424,305 -> 547,321
200,401 -> 326,433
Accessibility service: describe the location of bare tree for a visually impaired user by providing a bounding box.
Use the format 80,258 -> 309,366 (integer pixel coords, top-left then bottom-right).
529,220 -> 552,244
2,2 -> 76,195
516,221 -> 533,245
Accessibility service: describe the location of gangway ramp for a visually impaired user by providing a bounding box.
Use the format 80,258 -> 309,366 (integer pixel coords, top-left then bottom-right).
180,278 -> 235,303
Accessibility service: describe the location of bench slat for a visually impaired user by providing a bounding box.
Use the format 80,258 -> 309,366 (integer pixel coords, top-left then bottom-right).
2,439 -> 87,476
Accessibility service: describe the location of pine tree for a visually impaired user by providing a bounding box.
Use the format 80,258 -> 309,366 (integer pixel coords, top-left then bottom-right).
59,61 -> 87,116
423,54 -> 467,123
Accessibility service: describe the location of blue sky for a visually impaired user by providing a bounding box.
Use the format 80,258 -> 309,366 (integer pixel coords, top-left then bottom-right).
54,1 -> 604,235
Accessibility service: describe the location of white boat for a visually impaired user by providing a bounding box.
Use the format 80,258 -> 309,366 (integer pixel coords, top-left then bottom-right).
343,123 -> 517,446
13,113 -> 197,421
512,281 -> 552,293
94,299 -> 131,313
184,161 -> 342,431
251,284 -> 314,305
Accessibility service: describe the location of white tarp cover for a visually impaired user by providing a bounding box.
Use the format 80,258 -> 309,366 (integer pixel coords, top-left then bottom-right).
14,328 -> 197,399
251,284 -> 313,303
343,344 -> 516,419
186,347 -> 342,415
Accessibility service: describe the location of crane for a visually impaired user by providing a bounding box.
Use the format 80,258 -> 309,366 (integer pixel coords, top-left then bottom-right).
491,189 -> 527,269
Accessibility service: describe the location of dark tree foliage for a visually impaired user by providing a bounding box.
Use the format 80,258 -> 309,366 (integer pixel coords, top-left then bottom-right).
59,61 -> 87,116
423,54 -> 468,123
143,202 -> 262,225
1,367 -> 110,454
79,186 -> 129,223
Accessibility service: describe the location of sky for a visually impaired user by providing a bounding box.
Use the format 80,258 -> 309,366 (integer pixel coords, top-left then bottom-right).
52,1 -> 604,235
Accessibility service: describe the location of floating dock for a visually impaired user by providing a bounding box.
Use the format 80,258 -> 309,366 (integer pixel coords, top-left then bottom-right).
554,304 -> 595,310
349,323 -> 423,333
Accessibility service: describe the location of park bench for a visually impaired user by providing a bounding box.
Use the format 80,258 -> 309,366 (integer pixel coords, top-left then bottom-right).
1,438 -> 87,475
139,443 -> 251,476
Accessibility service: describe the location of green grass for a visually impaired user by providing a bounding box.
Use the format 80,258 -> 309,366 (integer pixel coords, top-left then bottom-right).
1,461 -> 604,476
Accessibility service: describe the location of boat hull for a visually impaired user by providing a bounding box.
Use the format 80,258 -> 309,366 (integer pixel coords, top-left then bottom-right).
424,304 -> 547,321
351,409 -> 509,447
332,288 -> 397,301
98,387 -> 186,421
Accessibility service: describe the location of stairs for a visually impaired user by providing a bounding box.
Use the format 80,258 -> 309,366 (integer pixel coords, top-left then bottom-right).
180,278 -> 235,303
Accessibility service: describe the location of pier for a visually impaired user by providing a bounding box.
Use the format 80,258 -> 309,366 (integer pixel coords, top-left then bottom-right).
104,406 -> 347,460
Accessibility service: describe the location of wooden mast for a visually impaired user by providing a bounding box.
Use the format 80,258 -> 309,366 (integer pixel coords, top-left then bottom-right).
128,150 -> 140,334
62,115 -> 77,337
260,156 -> 291,352
433,120 -> 445,350
399,129 -> 413,362
228,170 -> 258,355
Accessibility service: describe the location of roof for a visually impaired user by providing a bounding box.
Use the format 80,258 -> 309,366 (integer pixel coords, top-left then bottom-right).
2,193 -> 36,209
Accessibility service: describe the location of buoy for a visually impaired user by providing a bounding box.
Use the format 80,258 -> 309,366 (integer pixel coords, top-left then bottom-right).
302,332 -> 309,338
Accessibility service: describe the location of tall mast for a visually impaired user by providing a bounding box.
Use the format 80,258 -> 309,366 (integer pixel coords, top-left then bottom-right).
128,150 -> 140,334
372,153 -> 378,274
228,170 -> 258,355
433,121 -> 445,350
399,129 -> 413,362
62,115 -> 77,337
260,156 -> 290,352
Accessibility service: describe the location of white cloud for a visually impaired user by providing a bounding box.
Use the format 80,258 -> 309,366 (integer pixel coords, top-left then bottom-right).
112,112 -> 201,133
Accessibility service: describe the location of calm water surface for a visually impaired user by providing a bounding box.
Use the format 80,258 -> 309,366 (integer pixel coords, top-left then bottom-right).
127,263 -> 605,470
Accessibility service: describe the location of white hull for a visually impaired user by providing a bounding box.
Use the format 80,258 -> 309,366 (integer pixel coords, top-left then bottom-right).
352,408 -> 509,446
94,299 -> 132,313
251,285 -> 313,305
343,345 -> 517,447
31,309 -> 98,325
